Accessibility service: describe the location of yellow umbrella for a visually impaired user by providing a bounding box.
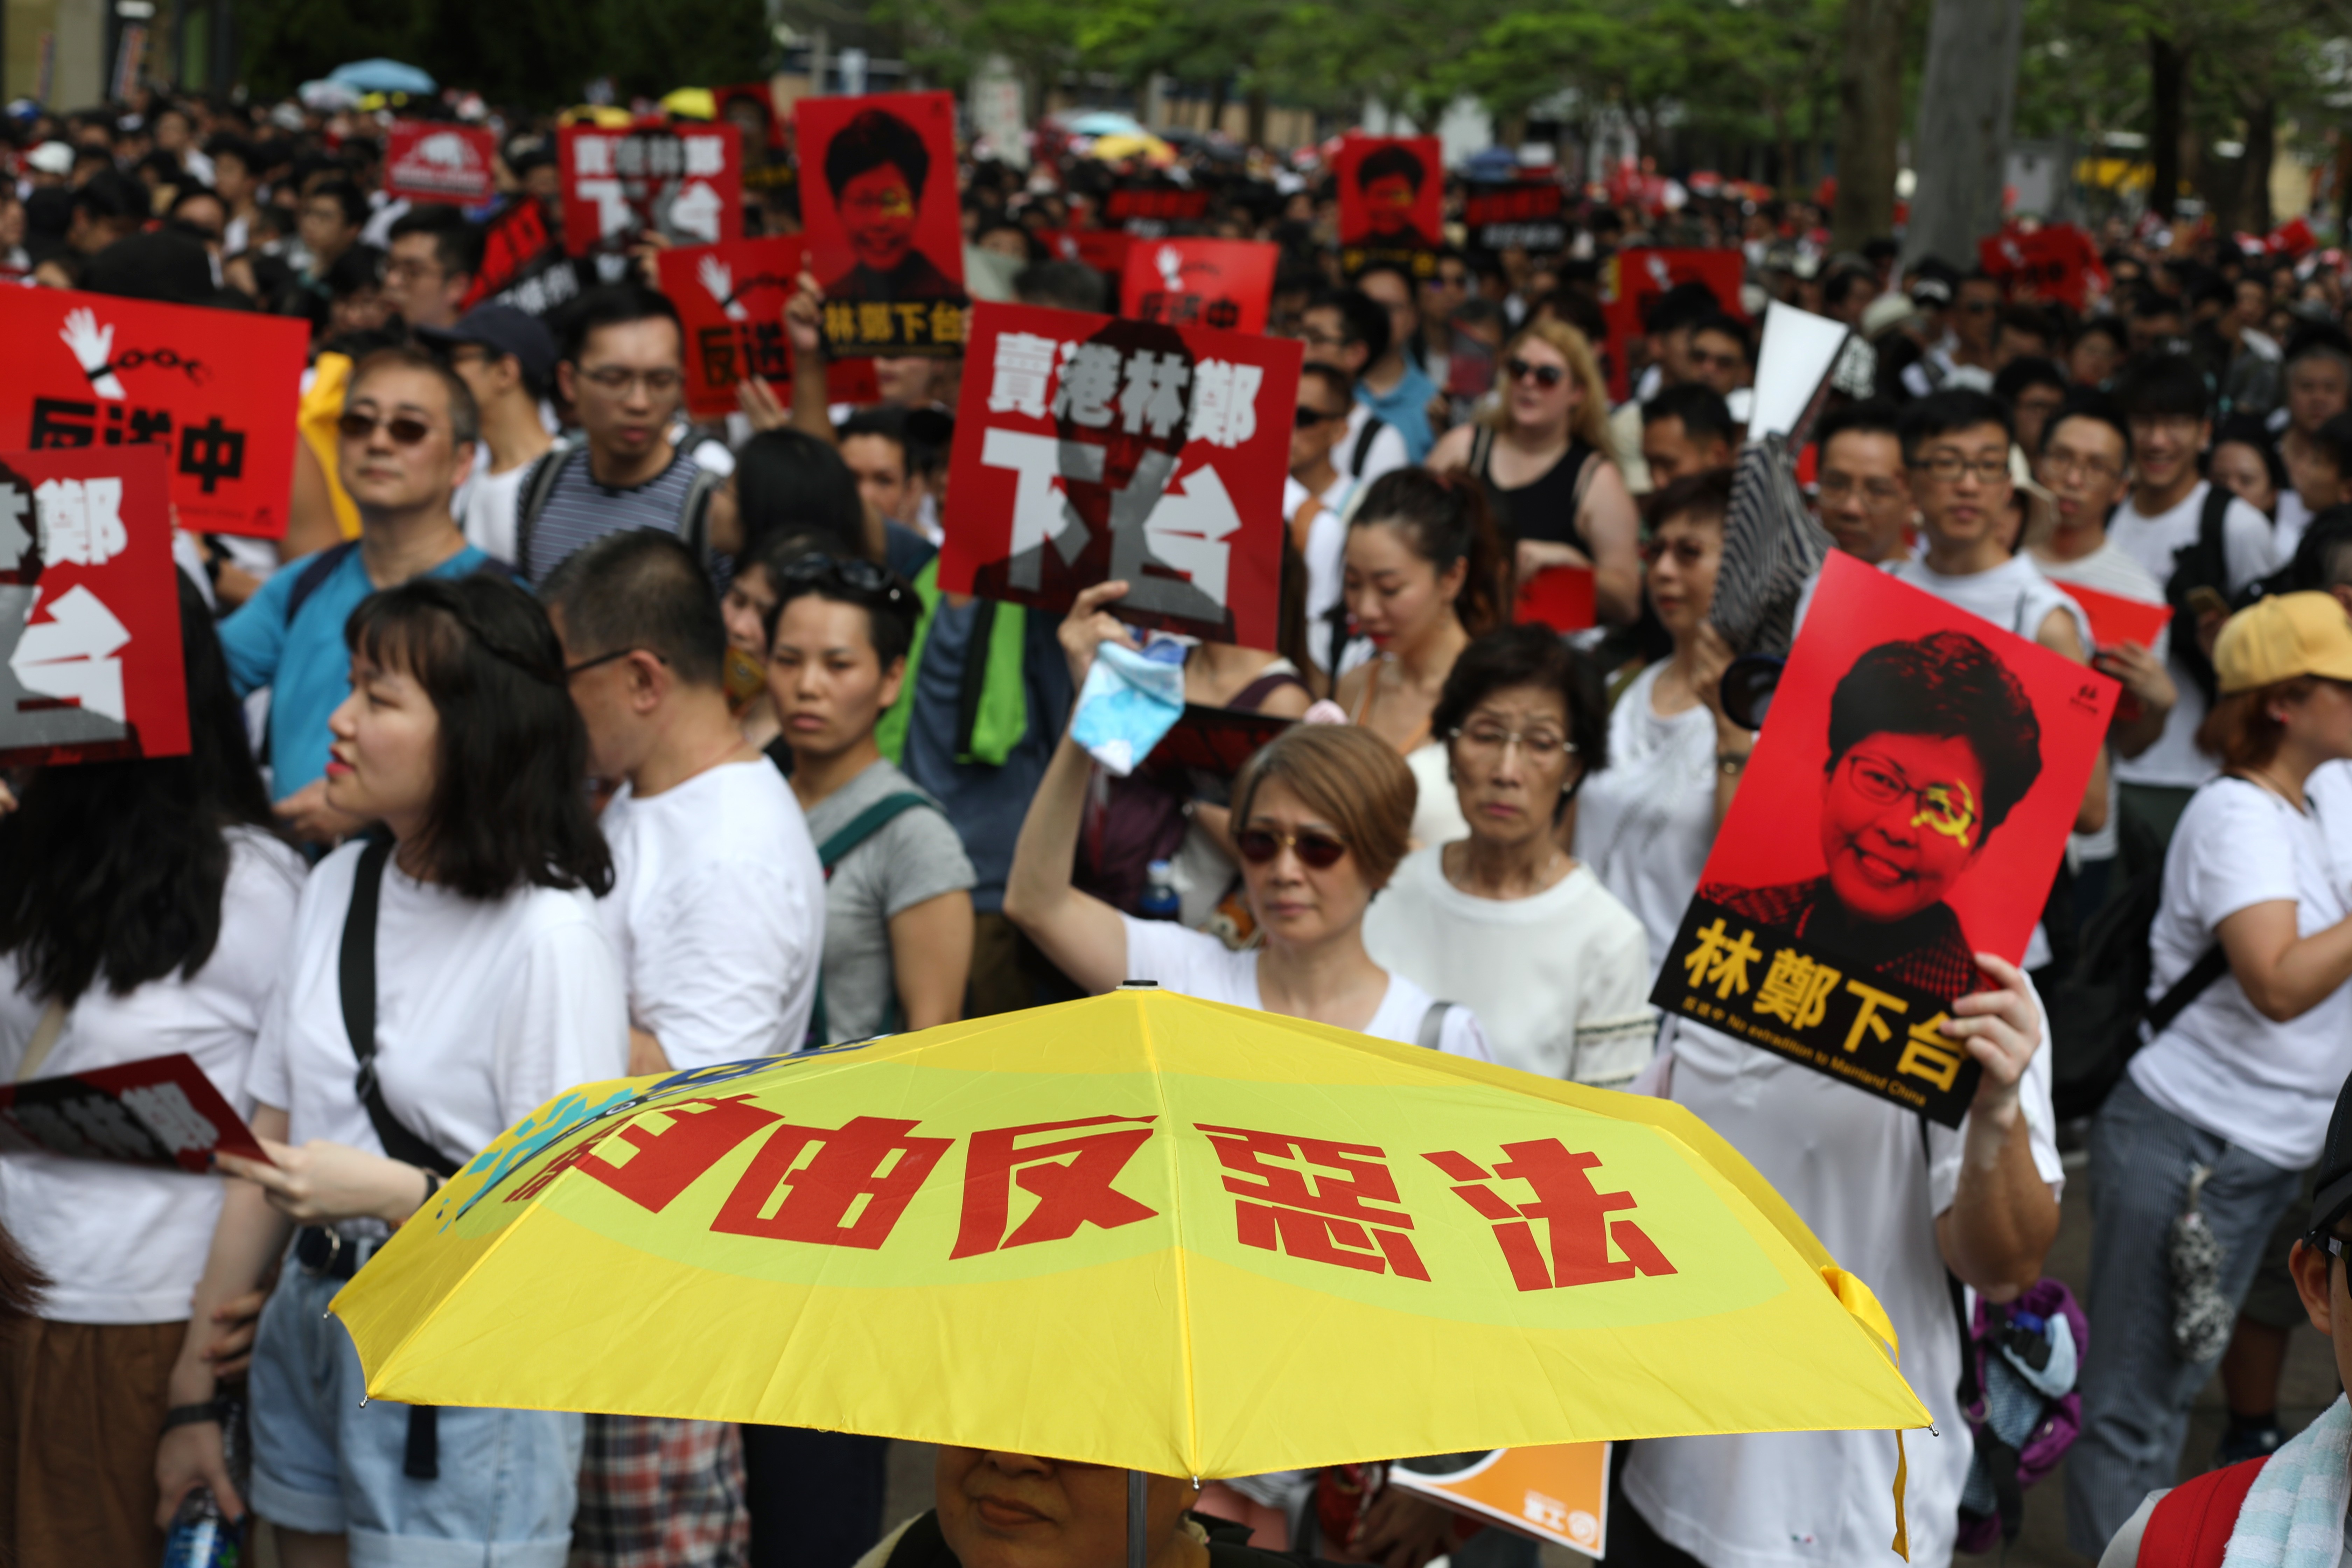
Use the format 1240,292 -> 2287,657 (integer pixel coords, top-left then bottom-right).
1090,132 -> 1179,168
334,988 -> 1926,1520
661,87 -> 717,121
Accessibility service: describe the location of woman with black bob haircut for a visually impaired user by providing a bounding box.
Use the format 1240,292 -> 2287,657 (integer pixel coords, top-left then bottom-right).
718,428 -> 878,566
1703,628 -> 2043,996
157,574 -> 628,1564
0,572 -> 306,1566
1364,624 -> 1657,1087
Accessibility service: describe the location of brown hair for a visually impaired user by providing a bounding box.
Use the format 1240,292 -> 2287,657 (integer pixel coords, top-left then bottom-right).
1232,725 -> 1416,887
2197,677 -> 2318,770
1643,465 -> 1735,532
1483,317 -> 1616,460
1349,468 -> 1510,637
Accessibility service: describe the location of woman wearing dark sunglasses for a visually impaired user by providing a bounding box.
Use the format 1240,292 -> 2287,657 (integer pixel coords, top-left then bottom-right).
1428,318 -> 1642,626
1006,580 -> 1491,1061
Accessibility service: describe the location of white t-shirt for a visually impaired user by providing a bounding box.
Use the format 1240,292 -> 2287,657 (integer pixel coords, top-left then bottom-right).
1363,850 -> 1653,1086
460,460 -> 531,567
2128,776 -> 2352,1171
1118,916 -> 1494,1061
2108,481 -> 2277,788
1574,661 -> 1721,981
2277,488 -> 2313,564
0,830 -> 303,1323
1285,472 -> 1357,674
598,760 -> 825,1067
1623,996 -> 2064,1568
2034,541 -> 2169,864
245,841 -> 629,1219
1337,404 -> 1409,486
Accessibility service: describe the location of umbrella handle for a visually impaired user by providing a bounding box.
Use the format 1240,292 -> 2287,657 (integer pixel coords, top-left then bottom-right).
1129,1468 -> 1147,1568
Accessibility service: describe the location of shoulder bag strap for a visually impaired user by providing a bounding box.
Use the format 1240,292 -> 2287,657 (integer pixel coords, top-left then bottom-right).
2140,1456 -> 2268,1568
512,446 -> 569,583
16,999 -> 68,1083
818,793 -> 936,874
2145,945 -> 2231,1040
1352,413 -> 1390,475
340,836 -> 462,1180
680,464 -> 724,569
1416,1000 -> 1456,1051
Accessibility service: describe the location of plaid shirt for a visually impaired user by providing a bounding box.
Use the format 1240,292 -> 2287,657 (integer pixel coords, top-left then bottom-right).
575,1415 -> 750,1568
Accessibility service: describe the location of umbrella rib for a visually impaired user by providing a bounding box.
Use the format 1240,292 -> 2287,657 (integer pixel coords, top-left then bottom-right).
1138,995 -> 1201,1477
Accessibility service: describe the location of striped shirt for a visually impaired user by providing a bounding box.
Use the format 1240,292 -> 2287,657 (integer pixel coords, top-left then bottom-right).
522,445 -> 700,582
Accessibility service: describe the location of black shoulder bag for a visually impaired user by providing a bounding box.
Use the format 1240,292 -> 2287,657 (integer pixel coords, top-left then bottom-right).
339,834 -> 463,1479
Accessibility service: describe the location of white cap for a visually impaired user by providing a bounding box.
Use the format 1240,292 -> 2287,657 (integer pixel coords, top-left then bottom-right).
26,141 -> 72,176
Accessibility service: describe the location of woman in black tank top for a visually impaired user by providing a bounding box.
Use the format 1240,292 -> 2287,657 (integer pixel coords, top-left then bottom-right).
1428,319 -> 1643,626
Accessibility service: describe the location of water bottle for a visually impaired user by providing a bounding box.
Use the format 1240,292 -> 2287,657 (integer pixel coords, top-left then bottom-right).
163,1394 -> 245,1568
1139,859 -> 1181,922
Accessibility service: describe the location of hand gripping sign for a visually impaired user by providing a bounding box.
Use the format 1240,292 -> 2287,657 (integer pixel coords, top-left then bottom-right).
559,122 -> 742,257
938,302 -> 1302,648
795,91 -> 968,357
1649,554 -> 2114,1125
1119,239 -> 1278,335
656,237 -> 881,419
1,445 -> 187,766
0,1051 -> 269,1172
2,287 -> 306,538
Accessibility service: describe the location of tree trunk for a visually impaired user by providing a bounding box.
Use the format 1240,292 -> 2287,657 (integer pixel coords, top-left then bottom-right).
1900,0 -> 2025,271
1831,0 -> 1909,251
2149,33 -> 2183,220
1208,76 -> 1231,142
1775,106 -> 1796,199
1246,84 -> 1269,149
2240,96 -> 2276,236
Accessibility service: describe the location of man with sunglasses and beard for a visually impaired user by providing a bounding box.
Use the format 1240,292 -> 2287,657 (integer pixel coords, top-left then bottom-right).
219,346 -> 499,844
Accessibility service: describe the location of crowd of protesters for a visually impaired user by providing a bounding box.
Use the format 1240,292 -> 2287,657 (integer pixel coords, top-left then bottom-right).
9,77 -> 2352,1568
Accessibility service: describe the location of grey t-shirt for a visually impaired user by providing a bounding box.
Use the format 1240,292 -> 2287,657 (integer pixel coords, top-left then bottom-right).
801,758 -> 976,1043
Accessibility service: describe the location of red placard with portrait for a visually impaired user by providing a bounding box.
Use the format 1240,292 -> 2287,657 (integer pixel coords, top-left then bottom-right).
1119,239 -> 1278,335
794,91 -> 968,357
938,301 -> 1302,648
1649,554 -> 2114,1125
1334,135 -> 1443,280
0,446 -> 188,767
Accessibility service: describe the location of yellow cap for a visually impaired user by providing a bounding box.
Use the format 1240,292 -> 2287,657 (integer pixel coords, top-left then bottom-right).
2214,592 -> 2352,693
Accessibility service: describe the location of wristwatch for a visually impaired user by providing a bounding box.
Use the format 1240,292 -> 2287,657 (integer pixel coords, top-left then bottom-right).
163,1399 -> 228,1431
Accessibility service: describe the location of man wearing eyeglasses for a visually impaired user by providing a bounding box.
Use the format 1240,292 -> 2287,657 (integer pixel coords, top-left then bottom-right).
218,346 -> 496,841
513,284 -> 724,583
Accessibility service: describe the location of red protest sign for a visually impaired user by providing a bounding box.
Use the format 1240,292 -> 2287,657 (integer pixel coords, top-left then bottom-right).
1120,239 -> 1278,334
1040,228 -> 1136,274
1513,565 -> 1595,633
1977,224 -> 2107,310
0,446 -> 187,766
0,1050 -> 268,1172
939,301 -> 1303,647
2055,580 -> 2170,652
1649,553 -> 2114,1125
1335,135 -> 1443,280
1601,248 -> 1746,402
384,121 -> 498,206
795,91 -> 967,357
559,122 -> 740,257
0,287 -> 306,538
1465,180 -> 1567,252
657,237 -> 880,419
1103,184 -> 1211,229
714,82 -> 786,152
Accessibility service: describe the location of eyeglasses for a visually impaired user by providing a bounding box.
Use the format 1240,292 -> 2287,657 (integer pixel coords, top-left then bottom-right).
776,553 -> 909,605
578,365 -> 686,396
1641,535 -> 1714,568
1295,405 -> 1344,429
563,646 -> 662,678
1907,452 -> 2012,486
1450,724 -> 1574,761
1817,473 -> 1910,504
2039,448 -> 2123,483
1298,328 -> 1352,350
337,410 -> 435,445
1234,826 -> 1349,869
1504,357 -> 1565,388
1839,750 -> 1980,848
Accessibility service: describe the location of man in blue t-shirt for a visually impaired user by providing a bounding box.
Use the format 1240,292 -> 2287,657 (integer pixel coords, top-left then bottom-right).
1353,261 -> 1440,463
220,345 -> 492,842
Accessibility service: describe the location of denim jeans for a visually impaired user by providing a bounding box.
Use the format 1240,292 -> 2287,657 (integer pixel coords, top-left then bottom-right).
249,1259 -> 583,1567
2064,1077 -> 2303,1556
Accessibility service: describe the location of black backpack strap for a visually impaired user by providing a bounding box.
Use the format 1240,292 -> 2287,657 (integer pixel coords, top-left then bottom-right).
286,539 -> 361,622
511,446 -> 572,583
680,463 -> 725,571
1352,412 -> 1390,476
2147,944 -> 2231,1038
339,836 -> 463,1181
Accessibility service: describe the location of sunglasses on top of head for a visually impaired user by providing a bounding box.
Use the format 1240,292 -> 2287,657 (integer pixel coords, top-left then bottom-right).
1504,357 -> 1566,388
1234,826 -> 1348,868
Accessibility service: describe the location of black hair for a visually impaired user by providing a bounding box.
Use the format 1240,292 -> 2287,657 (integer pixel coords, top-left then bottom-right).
167,183 -> 222,219
71,169 -> 144,221
1992,355 -> 2068,405
2284,506 -> 2352,593
1354,143 -> 1426,192
734,428 -> 867,561
1300,363 -> 1355,406
1307,287 -> 1391,368
1013,259 -> 1107,312
540,528 -> 728,690
348,343 -> 481,447
2071,317 -> 2129,356
1822,269 -> 1876,312
836,405 -> 910,474
387,202 -> 484,281
822,107 -> 931,203
2210,413 -> 2283,490
2113,352 -> 2213,423
1644,465 -> 1736,531
1432,623 -> 1609,819
2048,390 -> 2136,461
1826,629 -> 2043,846
345,575 -> 612,901
204,132 -> 256,169
1815,398 -> 1903,455
556,282 -> 683,365
2128,291 -> 2185,323
0,572 -> 277,1007
1643,382 -> 1736,447
326,241 -> 384,300
1687,312 -> 1750,363
1350,469 -> 1509,636
1896,388 -> 2015,462
762,557 -> 921,669
1999,304 -> 2055,344
2285,322 -> 2352,375
308,177 -> 369,229
1642,280 -> 1719,337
